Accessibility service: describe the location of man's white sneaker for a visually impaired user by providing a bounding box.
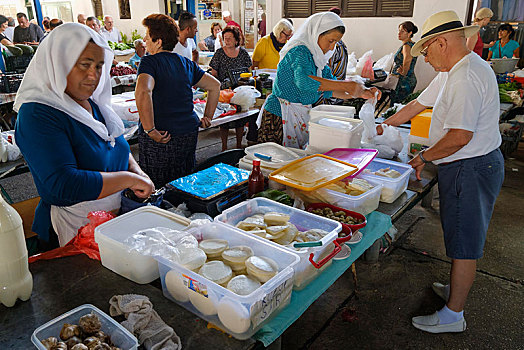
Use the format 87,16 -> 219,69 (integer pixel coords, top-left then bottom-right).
412,312 -> 466,333
432,282 -> 450,301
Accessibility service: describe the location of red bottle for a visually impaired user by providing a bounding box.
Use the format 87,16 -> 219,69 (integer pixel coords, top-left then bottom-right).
248,159 -> 265,197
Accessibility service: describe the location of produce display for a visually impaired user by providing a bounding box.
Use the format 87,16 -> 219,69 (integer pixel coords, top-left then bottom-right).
498,82 -> 523,105
108,41 -> 134,51
236,212 -> 330,247
110,65 -> 136,76
40,313 -> 120,350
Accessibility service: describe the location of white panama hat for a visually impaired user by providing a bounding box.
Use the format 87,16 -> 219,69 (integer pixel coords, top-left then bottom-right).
411,10 -> 479,57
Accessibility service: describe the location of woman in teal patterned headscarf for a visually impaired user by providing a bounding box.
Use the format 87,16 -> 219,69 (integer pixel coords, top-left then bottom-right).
391,21 -> 418,104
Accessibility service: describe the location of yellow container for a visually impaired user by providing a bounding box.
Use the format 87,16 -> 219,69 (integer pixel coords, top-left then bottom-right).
410,109 -> 432,138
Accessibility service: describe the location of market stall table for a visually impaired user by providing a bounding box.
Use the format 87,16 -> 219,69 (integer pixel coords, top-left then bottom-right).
0,212 -> 390,350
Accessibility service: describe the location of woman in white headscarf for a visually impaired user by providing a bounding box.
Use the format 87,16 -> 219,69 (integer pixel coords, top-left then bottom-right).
14,23 -> 154,249
257,12 -> 379,149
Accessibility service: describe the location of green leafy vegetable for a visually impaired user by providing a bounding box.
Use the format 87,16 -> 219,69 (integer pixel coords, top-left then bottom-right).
255,189 -> 294,206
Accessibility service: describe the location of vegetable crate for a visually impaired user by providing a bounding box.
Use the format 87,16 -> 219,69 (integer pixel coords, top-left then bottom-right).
5,54 -> 33,73
0,73 -> 24,93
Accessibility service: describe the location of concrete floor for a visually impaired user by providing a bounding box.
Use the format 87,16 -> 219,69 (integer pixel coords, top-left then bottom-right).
2,129 -> 523,349
281,146 -> 524,350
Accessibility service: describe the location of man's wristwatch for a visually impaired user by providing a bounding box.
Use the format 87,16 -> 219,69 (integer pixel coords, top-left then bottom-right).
418,150 -> 431,164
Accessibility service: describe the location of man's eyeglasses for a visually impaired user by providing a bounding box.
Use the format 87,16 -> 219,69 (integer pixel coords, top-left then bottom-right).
420,38 -> 439,57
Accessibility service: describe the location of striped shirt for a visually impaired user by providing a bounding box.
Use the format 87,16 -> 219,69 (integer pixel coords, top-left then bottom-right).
328,40 -> 348,80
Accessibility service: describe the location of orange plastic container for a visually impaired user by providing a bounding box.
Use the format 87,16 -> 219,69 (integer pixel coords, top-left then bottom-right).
410,109 -> 432,138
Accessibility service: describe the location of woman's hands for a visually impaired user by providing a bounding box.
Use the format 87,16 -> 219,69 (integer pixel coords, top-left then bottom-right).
148,129 -> 171,143
129,173 -> 155,198
361,87 -> 381,100
200,116 -> 212,128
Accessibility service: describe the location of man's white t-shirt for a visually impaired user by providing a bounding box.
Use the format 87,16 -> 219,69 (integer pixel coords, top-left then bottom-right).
416,52 -> 501,165
101,27 -> 121,43
174,38 -> 196,60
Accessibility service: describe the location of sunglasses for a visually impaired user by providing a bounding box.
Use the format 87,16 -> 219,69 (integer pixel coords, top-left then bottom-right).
420,38 -> 439,57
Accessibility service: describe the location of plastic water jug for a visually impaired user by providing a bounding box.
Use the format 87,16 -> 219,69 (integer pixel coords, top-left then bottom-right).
0,194 -> 33,307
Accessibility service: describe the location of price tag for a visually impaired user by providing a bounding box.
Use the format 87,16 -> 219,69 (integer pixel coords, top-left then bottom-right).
250,278 -> 292,328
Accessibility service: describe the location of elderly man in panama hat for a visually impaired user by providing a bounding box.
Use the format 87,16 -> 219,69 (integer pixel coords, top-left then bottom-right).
379,10 -> 504,333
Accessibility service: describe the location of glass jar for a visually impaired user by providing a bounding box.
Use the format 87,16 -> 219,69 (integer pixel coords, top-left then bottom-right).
256,73 -> 273,98
237,72 -> 255,87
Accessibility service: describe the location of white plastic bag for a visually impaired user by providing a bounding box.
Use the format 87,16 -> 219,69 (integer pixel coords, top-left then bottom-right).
230,86 -> 261,111
359,97 -> 404,159
346,52 -> 357,75
373,53 -> 395,72
360,99 -> 377,143
356,50 -> 373,76
123,227 -> 199,262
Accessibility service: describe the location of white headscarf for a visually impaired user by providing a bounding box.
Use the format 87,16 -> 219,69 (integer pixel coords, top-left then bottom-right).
279,12 -> 345,77
14,23 -> 124,146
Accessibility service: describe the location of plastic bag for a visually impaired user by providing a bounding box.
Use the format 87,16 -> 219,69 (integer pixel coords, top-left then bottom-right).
123,227 -> 198,262
356,50 -> 373,76
361,57 -> 374,80
346,52 -> 357,75
230,85 -> 261,111
360,97 -> 404,159
373,53 -> 395,72
29,211 -> 115,263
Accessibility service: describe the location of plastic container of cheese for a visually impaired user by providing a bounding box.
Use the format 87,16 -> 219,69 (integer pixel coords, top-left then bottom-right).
156,221 -> 299,340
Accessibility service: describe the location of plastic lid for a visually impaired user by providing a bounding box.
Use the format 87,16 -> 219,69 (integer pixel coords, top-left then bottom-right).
240,72 -> 252,78
269,154 -> 358,191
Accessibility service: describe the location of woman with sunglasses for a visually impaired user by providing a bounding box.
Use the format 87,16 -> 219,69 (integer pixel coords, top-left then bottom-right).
252,18 -> 294,70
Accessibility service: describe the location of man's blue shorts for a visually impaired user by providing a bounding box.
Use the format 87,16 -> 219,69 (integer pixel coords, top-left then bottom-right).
437,149 -> 504,260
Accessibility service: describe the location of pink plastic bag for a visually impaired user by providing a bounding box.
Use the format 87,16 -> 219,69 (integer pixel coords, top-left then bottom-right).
361,56 -> 374,80
29,211 -> 115,263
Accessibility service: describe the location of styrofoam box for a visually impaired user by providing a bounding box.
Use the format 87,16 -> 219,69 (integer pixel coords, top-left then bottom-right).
308,116 -> 364,154
32,304 -> 138,350
94,206 -> 191,284
357,158 -> 414,203
215,198 -> 341,289
156,222 -> 299,340
309,105 -> 356,119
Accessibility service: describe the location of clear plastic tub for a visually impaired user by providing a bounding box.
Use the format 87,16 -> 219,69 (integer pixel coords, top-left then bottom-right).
32,304 -> 138,350
94,206 -> 191,284
308,116 -> 364,153
245,142 -> 300,168
293,178 -> 383,216
215,198 -> 341,289
358,158 -> 413,203
156,222 -> 299,340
